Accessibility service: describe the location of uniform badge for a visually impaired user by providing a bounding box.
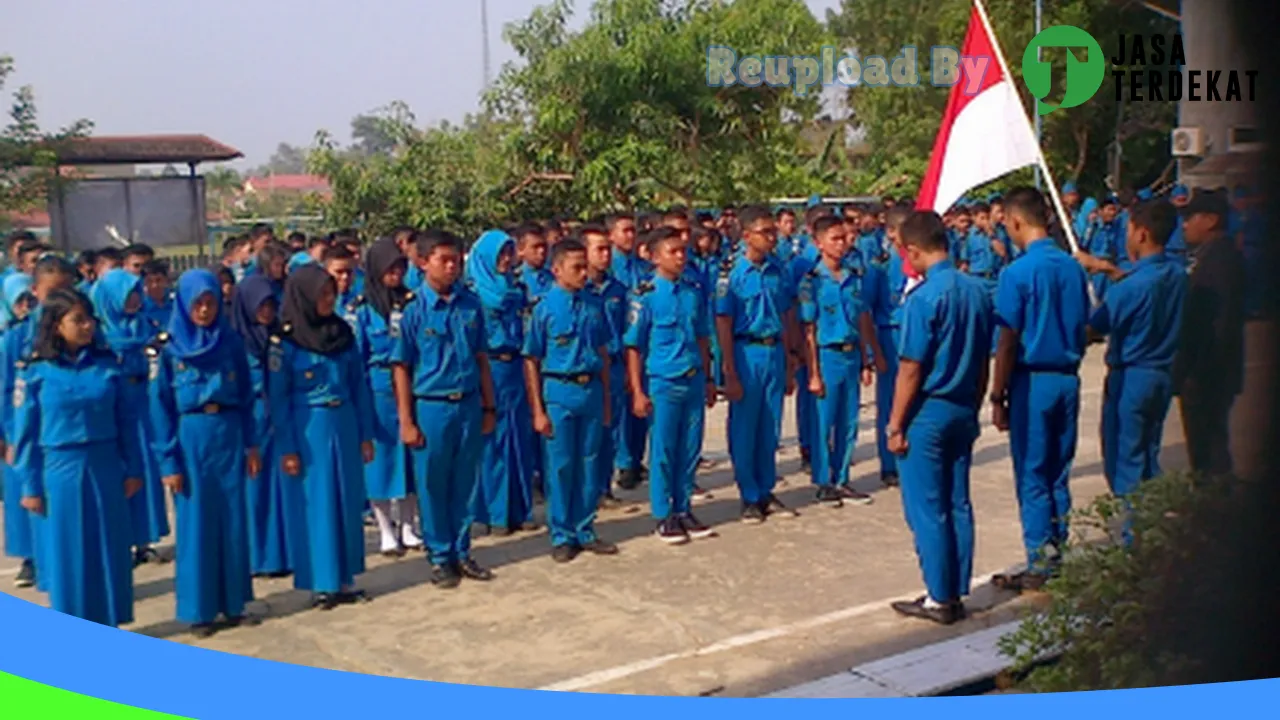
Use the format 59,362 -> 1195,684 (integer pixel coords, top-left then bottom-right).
425,328 -> 438,337
176,361 -> 186,372
628,301 -> 641,327
555,335 -> 571,347
12,377 -> 25,408
389,309 -> 403,338
715,274 -> 730,300
304,370 -> 314,380
268,347 -> 283,373
148,355 -> 160,381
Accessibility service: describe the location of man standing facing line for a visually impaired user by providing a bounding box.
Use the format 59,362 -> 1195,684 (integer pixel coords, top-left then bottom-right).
988,187 -> 1090,592
886,211 -> 992,625
1174,190 -> 1246,477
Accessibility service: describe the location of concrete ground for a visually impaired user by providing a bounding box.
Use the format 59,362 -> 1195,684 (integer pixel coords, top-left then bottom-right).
9,339 -> 1255,697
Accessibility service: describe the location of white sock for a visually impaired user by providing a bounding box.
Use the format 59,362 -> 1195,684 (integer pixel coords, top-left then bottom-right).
370,500 -> 399,551
396,499 -> 423,547
922,595 -> 946,609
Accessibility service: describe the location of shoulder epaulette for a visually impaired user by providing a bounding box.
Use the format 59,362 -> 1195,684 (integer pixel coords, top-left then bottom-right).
403,290 -> 416,302
269,332 -> 283,345
635,280 -> 654,295
280,322 -> 293,335
144,332 -> 169,357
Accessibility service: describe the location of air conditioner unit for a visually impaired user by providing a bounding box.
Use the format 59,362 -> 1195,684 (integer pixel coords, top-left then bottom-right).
1171,127 -> 1207,157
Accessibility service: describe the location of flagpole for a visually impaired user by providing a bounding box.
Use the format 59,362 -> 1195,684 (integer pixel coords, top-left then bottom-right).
971,0 -> 1083,258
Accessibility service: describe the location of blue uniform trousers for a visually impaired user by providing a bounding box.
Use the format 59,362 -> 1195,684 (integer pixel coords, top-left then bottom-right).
593,356 -> 625,504
727,343 -> 785,505
1008,370 -> 1080,571
796,368 -> 815,455
614,391 -> 648,473
812,348 -> 862,487
1101,367 -> 1173,498
648,372 -> 706,520
899,398 -> 977,604
543,378 -> 603,547
3,464 -> 35,561
874,326 -> 900,478
411,397 -> 482,566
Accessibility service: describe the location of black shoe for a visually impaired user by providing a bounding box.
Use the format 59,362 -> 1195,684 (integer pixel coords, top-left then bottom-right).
690,484 -> 714,502
457,558 -> 494,581
616,469 -> 641,490
598,492 -> 625,510
763,494 -> 799,518
581,539 -> 619,555
655,517 -> 690,545
337,589 -> 372,605
816,486 -> 843,508
519,520 -> 542,532
312,593 -> 340,610
890,596 -> 963,625
381,546 -> 407,559
491,526 -> 513,537
190,623 -> 218,638
430,564 -> 462,589
133,546 -> 162,568
800,448 -> 812,472
225,614 -> 263,627
881,472 -> 900,488
13,560 -> 34,588
266,570 -> 292,579
638,463 -> 650,481
836,484 -> 874,506
679,512 -> 716,539
551,544 -> 580,563
740,503 -> 766,524
992,571 -> 1047,593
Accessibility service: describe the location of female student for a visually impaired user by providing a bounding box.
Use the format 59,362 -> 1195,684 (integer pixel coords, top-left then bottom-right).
92,268 -> 170,565
465,230 -> 538,535
268,265 -> 375,609
14,289 -> 142,626
231,273 -> 303,578
354,239 -> 422,555
149,269 -> 260,637
2,272 -> 36,587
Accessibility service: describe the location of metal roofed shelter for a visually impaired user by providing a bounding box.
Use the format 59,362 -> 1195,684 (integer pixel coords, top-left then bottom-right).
46,134 -> 243,253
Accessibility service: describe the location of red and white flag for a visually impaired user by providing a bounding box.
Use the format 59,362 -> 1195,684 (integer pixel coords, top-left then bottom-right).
907,2 -> 1040,278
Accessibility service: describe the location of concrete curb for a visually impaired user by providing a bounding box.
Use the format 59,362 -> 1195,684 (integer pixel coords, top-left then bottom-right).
765,620 -> 1025,698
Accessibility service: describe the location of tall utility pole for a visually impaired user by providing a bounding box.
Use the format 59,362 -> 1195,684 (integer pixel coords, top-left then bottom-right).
1034,0 -> 1043,189
481,0 -> 493,91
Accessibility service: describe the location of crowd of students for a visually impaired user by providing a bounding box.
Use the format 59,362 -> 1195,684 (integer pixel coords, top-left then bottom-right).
0,179 -> 1251,634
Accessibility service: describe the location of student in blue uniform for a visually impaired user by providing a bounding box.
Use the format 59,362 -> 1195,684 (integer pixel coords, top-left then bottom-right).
1,272 -> 35,587
1075,201 -> 1186,500
121,244 -> 155,275
392,227 -> 425,293
351,239 -> 423,554
866,206 -> 912,488
798,216 -> 880,508
716,206 -> 801,524
515,224 -> 555,302
1082,199 -> 1121,299
255,241 -> 290,300
523,238 -> 618,562
964,202 -> 1005,353
581,225 -> 630,509
886,210 -> 992,625
855,207 -> 888,269
14,289 -> 143,626
92,268 -> 170,567
788,205 -> 833,473
393,230 -> 498,588
73,249 -> 97,295
988,188 -> 1090,591
269,265 -> 375,607
465,230 -> 540,534
139,259 -> 173,333
625,227 -> 717,545
149,269 -> 260,637
321,245 -> 360,326
1165,185 -> 1190,265
290,235 -> 330,274
775,208 -> 799,263
605,214 -> 650,489
2,256 -> 74,590
230,273 -> 302,578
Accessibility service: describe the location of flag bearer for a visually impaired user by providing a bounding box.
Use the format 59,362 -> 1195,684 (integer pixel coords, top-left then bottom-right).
886,211 -> 992,625
624,227 -> 717,545
798,216 -> 880,508
989,188 -> 1090,591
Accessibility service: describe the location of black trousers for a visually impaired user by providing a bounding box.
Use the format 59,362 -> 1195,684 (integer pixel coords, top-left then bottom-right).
1178,389 -> 1235,476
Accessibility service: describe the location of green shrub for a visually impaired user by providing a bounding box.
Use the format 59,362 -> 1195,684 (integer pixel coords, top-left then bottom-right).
999,471 -> 1261,692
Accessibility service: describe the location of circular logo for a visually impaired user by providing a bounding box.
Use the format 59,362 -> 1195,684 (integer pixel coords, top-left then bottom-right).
1021,26 -> 1106,116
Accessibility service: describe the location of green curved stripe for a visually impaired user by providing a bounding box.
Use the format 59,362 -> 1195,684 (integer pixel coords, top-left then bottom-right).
0,671 -> 189,718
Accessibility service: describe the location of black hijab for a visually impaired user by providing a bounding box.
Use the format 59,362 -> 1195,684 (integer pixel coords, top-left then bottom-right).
365,237 -> 410,319
281,264 -> 354,355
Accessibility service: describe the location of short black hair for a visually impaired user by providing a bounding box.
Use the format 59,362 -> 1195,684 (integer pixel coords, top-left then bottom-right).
969,202 -> 990,215
332,229 -> 361,247
1002,187 -> 1050,228
321,245 -> 356,263
7,231 -> 36,251
737,205 -> 772,232
287,231 -> 307,244
1128,200 -> 1177,246
96,247 -> 123,264
141,258 -> 170,278
885,205 -> 913,230
1100,197 -> 1118,208
249,223 -> 273,241
662,208 -> 689,224
577,223 -> 608,242
76,249 -> 97,267
645,226 -> 682,254
900,211 -> 950,253
34,254 -> 74,278
695,211 -> 715,225
811,215 -> 844,239
390,225 -> 416,244
804,204 -> 834,227
512,223 -> 544,244
222,235 -> 248,256
413,229 -> 462,259
17,239 -> 44,257
604,213 -> 634,232
123,243 -> 155,261
307,235 -> 331,250
542,218 -> 563,232
775,207 -> 796,220
548,238 -> 586,268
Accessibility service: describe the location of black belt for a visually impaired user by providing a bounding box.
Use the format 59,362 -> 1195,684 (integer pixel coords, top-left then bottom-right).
973,271 -> 995,279
125,375 -> 147,385
489,350 -> 520,362
735,335 -> 780,347
543,372 -> 595,385
183,402 -> 236,415
821,342 -> 860,353
416,392 -> 471,402
309,398 -> 345,408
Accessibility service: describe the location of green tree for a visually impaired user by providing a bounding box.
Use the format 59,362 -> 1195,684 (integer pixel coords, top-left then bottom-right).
0,55 -> 93,222
203,166 -> 242,219
251,142 -> 309,176
827,0 -> 1176,197
350,101 -> 416,158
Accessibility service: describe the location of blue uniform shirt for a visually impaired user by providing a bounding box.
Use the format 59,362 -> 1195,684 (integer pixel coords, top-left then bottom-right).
519,264 -> 555,303
715,254 -> 794,340
798,261 -> 868,347
0,312 -> 37,442
965,227 -> 1003,279
354,300 -> 407,396
856,229 -> 887,267
623,274 -> 709,379
266,337 -> 374,458
288,251 -> 316,274
404,263 -> 425,293
391,283 -> 486,398
523,285 -> 605,375
586,274 -> 628,360
898,259 -> 994,405
867,250 -> 909,329
994,238 -> 1090,372
1087,252 -> 1187,372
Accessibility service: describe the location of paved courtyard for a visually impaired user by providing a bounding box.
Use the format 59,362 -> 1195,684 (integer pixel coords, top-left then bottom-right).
9,341 -> 1252,696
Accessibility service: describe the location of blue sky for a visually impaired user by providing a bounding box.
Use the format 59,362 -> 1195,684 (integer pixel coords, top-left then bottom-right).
1,0 -> 842,169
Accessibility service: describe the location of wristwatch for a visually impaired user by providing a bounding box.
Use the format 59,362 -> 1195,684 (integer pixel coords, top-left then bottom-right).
988,392 -> 1006,405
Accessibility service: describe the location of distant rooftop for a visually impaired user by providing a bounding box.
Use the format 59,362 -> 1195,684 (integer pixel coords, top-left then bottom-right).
243,174 -> 331,194
53,134 -> 243,166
